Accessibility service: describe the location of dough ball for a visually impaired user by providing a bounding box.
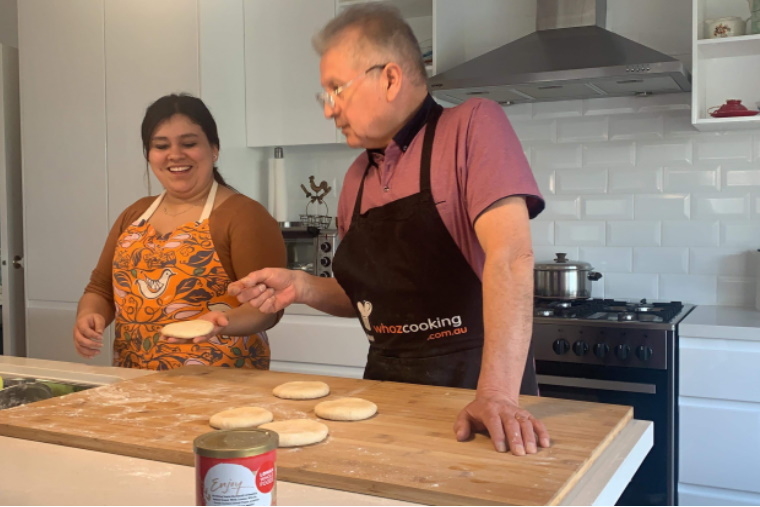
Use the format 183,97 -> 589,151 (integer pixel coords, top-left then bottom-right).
209,407 -> 274,430
314,397 -> 378,421
160,320 -> 214,339
272,381 -> 330,400
259,419 -> 329,447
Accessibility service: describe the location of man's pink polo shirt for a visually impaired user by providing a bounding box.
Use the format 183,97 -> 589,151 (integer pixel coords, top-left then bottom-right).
336,98 -> 544,279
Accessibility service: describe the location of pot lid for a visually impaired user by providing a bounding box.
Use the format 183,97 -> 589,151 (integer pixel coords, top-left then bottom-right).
534,253 -> 594,271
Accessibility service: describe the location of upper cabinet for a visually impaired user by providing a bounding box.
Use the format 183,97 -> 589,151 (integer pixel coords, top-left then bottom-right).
692,0 -> 760,130
244,0 -> 338,148
245,0 -> 533,147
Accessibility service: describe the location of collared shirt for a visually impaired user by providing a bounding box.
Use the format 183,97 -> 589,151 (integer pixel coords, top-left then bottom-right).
337,97 -> 545,278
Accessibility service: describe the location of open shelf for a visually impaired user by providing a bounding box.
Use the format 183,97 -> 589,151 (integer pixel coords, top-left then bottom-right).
696,33 -> 760,58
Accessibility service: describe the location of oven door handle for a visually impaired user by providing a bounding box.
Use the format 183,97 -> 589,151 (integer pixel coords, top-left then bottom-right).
536,375 -> 656,394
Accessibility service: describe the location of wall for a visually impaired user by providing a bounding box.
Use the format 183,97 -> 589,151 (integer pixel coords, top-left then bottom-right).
0,0 -> 17,48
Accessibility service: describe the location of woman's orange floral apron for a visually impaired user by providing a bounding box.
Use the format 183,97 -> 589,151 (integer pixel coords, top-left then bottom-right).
112,182 -> 270,370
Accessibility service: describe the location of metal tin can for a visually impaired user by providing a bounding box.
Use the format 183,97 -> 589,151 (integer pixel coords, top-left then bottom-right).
194,429 -> 278,506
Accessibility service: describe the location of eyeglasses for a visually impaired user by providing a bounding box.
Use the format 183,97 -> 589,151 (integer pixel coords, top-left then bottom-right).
315,64 -> 388,109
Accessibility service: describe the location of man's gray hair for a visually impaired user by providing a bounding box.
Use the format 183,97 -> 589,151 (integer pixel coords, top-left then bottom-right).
313,2 -> 428,86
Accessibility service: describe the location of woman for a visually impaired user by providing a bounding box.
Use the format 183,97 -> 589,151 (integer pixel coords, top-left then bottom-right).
73,93 -> 286,370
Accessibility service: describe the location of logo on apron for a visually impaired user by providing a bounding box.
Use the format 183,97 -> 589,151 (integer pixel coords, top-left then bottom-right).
356,300 -> 374,342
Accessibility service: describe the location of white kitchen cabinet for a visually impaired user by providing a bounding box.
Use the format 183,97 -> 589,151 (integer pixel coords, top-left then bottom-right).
691,0 -> 760,131
678,307 -> 760,505
18,0 -> 199,365
243,0 -> 338,148
268,308 -> 368,379
244,0 -> 533,147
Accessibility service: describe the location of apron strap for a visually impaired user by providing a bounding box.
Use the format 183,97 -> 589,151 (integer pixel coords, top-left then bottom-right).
136,181 -> 218,223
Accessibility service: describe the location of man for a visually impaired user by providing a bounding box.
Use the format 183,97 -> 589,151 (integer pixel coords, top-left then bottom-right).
229,3 -> 550,456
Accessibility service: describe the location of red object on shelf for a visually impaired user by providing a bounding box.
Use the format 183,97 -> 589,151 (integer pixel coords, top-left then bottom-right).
708,99 -> 760,117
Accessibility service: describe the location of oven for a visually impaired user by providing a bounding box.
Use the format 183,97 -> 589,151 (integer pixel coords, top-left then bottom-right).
280,224 -> 339,278
532,299 -> 695,506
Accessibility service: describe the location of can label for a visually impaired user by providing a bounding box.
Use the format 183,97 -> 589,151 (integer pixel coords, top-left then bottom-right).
196,450 -> 277,506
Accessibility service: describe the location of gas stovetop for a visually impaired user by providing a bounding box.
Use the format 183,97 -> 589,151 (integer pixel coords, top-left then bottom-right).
534,298 -> 695,330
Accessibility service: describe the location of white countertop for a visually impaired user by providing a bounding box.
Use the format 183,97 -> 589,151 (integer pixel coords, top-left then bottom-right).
680,305 -> 760,341
0,356 -> 652,506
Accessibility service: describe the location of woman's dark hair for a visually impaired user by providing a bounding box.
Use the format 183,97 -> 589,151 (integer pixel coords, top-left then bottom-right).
141,93 -> 230,188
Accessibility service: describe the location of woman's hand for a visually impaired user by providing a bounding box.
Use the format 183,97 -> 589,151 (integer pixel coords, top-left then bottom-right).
161,312 -> 228,344
73,313 -> 105,358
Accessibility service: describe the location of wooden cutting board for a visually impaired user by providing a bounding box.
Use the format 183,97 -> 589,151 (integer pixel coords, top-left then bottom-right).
0,366 -> 631,505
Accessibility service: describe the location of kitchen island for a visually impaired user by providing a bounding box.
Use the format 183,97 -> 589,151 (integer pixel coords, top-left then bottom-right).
0,356 -> 652,506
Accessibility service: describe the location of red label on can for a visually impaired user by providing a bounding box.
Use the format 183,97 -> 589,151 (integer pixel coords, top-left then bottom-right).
196,450 -> 277,506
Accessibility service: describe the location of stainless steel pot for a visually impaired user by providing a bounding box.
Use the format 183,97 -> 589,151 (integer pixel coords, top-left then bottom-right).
534,253 -> 603,300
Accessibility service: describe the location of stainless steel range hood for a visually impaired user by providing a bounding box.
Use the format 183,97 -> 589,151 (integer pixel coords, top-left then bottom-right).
428,0 -> 691,105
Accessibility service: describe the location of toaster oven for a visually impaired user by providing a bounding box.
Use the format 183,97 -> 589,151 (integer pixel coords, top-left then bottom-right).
280,224 -> 339,278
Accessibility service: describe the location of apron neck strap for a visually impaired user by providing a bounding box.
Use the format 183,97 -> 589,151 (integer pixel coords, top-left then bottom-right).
137,180 -> 219,223
352,104 -> 444,219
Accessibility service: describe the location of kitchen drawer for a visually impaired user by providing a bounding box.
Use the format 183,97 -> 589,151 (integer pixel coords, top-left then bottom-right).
680,337 -> 760,403
267,314 -> 368,369
679,398 -> 760,494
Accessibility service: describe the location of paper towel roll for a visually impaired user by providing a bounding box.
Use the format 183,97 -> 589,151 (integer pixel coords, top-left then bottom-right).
272,155 -> 288,223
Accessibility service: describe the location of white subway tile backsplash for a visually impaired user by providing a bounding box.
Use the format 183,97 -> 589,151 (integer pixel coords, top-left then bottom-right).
692,193 -> 750,220
503,103 -> 532,121
689,248 -> 751,276
530,221 -> 555,246
637,139 -> 692,166
607,221 -> 661,246
533,100 -> 583,119
555,169 -> 608,194
660,274 -> 717,305
663,165 -> 720,192
533,246 -> 578,264
633,247 -> 689,274
717,276 -> 756,307
720,222 -> 760,248
582,195 -> 634,219
511,120 -> 556,144
540,196 -> 580,219
583,96 -> 639,116
609,113 -> 663,140
694,133 -> 754,162
608,167 -> 663,193
604,273 -> 659,300
532,168 -> 556,196
662,221 -> 719,247
663,110 -> 698,137
555,221 -> 606,246
578,247 -> 633,273
533,145 -> 583,170
583,141 -> 635,168
636,93 -> 691,112
635,194 -> 690,220
723,166 -> 760,189
557,116 -> 608,143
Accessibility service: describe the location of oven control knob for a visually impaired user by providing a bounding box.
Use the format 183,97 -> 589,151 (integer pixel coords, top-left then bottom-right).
320,242 -> 332,253
320,257 -> 331,267
615,344 -> 631,361
319,271 -> 331,277
552,339 -> 570,355
593,343 -> 610,358
636,345 -> 653,362
572,341 -> 589,356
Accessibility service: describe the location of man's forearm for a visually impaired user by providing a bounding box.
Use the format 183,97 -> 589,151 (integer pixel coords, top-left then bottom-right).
298,272 -> 356,317
477,252 -> 534,401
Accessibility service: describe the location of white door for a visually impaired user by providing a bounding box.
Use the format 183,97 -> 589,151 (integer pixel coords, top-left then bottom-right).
0,44 -> 26,357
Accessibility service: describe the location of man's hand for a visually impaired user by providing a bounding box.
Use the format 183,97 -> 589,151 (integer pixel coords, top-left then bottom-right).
454,390 -> 551,455
228,268 -> 300,313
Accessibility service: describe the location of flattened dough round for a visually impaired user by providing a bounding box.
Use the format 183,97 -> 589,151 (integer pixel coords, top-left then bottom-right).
314,397 -> 378,421
209,407 -> 274,430
161,320 -> 214,339
272,381 -> 330,400
259,419 -> 329,447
